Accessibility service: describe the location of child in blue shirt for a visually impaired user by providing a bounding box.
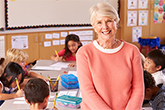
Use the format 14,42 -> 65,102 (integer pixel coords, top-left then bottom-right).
0,62 -> 24,106
144,70 -> 165,109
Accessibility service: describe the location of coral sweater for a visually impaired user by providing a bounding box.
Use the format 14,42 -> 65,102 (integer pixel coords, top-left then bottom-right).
76,40 -> 144,110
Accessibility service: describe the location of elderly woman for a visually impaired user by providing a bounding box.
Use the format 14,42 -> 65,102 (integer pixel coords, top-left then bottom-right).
76,2 -> 144,110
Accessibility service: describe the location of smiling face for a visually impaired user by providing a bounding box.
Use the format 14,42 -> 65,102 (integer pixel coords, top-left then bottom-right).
67,40 -> 79,54
93,15 -> 117,41
144,57 -> 160,74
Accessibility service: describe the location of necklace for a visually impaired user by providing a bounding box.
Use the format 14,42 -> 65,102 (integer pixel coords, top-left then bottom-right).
102,39 -> 117,49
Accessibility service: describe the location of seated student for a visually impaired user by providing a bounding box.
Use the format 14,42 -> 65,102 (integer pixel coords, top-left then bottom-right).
144,70 -> 165,109
0,62 -> 24,106
51,34 -> 82,67
6,48 -> 47,82
144,49 -> 165,85
24,78 -> 58,110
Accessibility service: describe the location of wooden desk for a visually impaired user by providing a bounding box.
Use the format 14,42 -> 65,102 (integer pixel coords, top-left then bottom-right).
0,60 -> 81,110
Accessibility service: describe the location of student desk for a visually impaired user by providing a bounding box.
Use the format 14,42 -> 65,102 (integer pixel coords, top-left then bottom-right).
0,60 -> 81,110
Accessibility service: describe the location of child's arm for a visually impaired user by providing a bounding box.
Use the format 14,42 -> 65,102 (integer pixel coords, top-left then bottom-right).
0,85 -> 24,100
28,71 -> 48,81
51,55 -> 62,62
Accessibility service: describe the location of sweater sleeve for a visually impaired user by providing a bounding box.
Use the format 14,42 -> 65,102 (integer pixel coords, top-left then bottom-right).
125,49 -> 144,110
76,48 -> 112,110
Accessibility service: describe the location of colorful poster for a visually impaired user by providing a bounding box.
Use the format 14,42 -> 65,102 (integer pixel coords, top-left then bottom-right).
138,10 -> 148,25
138,0 -> 148,9
128,0 -> 137,9
132,27 -> 142,42
11,35 -> 28,49
127,11 -> 137,26
154,0 -> 165,23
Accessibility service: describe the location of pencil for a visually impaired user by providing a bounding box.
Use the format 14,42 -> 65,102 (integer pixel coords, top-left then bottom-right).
40,73 -> 43,78
54,50 -> 59,57
54,74 -> 61,87
53,93 -> 58,108
48,75 -> 53,90
15,78 -> 20,90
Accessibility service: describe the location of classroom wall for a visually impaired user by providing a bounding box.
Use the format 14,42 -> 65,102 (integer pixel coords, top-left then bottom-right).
1,0 -> 165,62
120,0 -> 165,56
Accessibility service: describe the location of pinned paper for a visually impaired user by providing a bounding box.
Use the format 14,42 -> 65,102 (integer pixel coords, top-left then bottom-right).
127,11 -> 137,26
132,27 -> 142,42
52,40 -> 60,45
61,32 -> 67,37
44,41 -> 51,47
11,35 -> 28,49
138,10 -> 148,25
127,0 -> 137,9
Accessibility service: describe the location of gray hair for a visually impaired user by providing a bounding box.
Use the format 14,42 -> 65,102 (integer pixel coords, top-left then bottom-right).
89,2 -> 120,26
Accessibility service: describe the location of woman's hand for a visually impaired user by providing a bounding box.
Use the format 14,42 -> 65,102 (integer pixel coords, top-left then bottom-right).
68,62 -> 76,67
16,89 -> 24,97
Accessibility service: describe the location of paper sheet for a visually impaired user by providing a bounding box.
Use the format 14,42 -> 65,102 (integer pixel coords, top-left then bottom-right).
53,33 -> 60,38
32,66 -> 61,70
138,10 -> 148,26
52,40 -> 60,45
14,97 -> 25,100
50,62 -> 70,68
13,101 -> 27,104
127,11 -> 137,26
132,26 -> 142,42
11,35 -> 28,49
127,0 -> 137,9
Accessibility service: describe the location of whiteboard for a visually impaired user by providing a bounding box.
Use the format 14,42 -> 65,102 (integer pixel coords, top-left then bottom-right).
0,0 -> 4,30
6,0 -> 118,29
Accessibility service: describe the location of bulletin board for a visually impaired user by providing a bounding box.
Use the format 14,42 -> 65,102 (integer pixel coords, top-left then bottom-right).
5,0 -> 119,30
0,0 -> 4,31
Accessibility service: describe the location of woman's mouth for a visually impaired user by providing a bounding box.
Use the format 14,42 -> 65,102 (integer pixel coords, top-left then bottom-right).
102,30 -> 111,34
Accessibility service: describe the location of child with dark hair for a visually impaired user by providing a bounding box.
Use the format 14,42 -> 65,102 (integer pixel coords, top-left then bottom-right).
51,34 -> 82,67
144,49 -> 165,85
24,78 -> 58,110
0,62 -> 25,106
144,70 -> 165,109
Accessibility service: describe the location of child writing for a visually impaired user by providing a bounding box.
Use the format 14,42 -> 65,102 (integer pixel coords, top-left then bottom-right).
144,49 -> 165,85
144,70 -> 165,109
24,78 -> 58,110
0,62 -> 24,106
51,34 -> 82,67
6,48 -> 47,82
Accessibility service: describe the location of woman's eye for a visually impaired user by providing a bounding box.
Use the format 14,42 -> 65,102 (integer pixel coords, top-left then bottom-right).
107,20 -> 113,22
97,22 -> 101,24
